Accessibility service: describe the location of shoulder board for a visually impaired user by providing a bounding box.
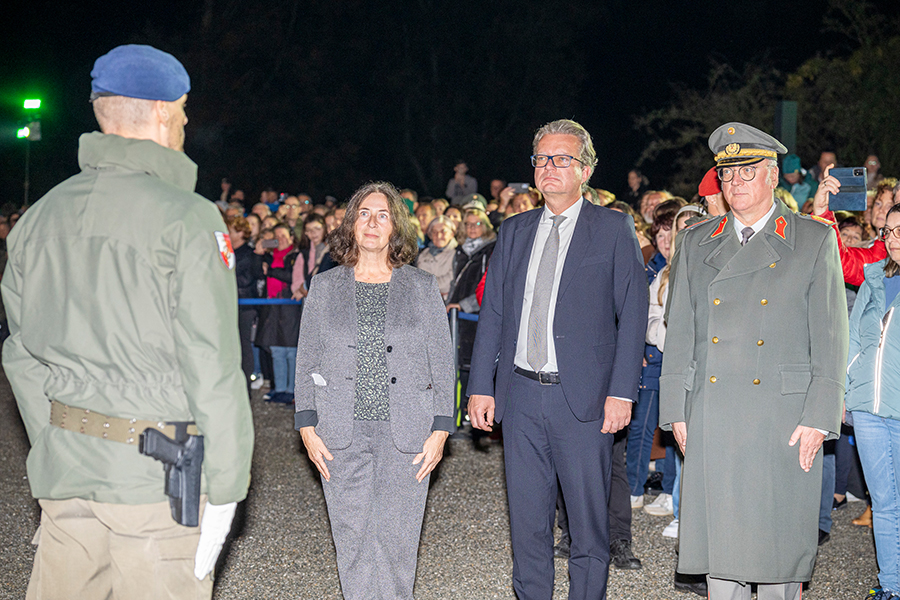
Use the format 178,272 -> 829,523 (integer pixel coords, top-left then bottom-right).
800,214 -> 835,227
682,215 -> 713,231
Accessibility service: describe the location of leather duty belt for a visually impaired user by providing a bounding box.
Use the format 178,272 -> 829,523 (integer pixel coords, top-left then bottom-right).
514,366 -> 561,385
49,400 -> 198,445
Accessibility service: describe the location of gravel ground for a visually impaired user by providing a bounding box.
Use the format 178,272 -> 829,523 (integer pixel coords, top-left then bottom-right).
0,372 -> 879,599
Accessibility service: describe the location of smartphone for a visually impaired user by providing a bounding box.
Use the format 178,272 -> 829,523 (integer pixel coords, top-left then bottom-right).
509,183 -> 530,194
829,167 -> 867,212
261,239 -> 279,249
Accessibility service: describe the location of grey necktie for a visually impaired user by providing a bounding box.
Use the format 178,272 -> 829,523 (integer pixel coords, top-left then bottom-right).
741,226 -> 754,246
527,215 -> 566,371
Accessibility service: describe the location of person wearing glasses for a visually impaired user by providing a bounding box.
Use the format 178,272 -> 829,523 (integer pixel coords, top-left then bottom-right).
467,119 -> 647,599
845,203 -> 900,600
660,122 -> 848,600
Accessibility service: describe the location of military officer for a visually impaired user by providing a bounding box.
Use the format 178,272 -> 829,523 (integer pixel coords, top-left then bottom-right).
2,45 -> 254,599
659,122 -> 848,600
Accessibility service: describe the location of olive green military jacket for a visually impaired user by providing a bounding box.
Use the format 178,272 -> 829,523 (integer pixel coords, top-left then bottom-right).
659,200 -> 847,582
2,132 -> 254,506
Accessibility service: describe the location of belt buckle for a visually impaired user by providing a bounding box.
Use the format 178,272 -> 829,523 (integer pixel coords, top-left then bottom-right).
538,372 -> 552,385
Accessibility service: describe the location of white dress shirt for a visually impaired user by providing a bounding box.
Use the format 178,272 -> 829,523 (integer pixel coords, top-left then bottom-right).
514,199 -> 583,373
732,200 -> 776,242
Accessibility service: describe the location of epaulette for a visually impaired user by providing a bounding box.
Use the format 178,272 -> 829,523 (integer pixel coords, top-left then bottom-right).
682,215 -> 714,231
799,213 -> 835,227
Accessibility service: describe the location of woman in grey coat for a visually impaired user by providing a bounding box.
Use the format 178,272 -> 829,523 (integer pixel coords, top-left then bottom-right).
294,181 -> 456,600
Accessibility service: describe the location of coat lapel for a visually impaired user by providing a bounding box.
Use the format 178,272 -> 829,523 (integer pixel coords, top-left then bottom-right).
333,265 -> 358,340
557,201 -> 595,301
510,210 -> 542,334
708,203 -> 790,283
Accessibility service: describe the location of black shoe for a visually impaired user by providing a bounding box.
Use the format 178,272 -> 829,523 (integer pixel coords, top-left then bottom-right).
818,529 -> 831,546
674,572 -> 708,596
833,496 -> 848,511
473,436 -> 491,453
554,535 -> 570,559
610,539 -> 642,570
644,471 -> 664,496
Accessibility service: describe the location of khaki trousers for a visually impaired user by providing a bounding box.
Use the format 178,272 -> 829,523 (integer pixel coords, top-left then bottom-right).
27,497 -> 212,600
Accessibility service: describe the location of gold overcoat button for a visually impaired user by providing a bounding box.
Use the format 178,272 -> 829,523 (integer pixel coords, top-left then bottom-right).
757,340 -> 764,346
710,376 -> 717,383
753,379 -> 761,385
714,298 -> 721,305
712,337 -> 719,343
761,299 -> 768,305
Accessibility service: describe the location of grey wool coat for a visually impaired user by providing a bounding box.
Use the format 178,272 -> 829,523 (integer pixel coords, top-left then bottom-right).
659,200 -> 848,583
294,264 -> 456,452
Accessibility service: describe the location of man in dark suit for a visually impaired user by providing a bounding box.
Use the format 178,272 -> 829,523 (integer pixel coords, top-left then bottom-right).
467,119 -> 648,599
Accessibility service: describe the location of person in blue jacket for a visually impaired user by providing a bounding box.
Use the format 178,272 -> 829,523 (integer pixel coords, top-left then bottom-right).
846,203 -> 900,600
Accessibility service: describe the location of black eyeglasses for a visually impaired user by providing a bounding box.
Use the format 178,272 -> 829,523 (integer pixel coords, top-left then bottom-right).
718,165 -> 767,183
531,154 -> 585,168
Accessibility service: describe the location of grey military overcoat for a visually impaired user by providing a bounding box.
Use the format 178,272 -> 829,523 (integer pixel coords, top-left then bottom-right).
659,200 -> 848,582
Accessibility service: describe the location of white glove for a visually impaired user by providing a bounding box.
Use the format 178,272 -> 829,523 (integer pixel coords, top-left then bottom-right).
193,501 -> 237,580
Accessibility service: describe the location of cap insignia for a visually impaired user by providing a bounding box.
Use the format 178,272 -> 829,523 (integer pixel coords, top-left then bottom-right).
725,143 -> 740,155
727,127 -> 736,135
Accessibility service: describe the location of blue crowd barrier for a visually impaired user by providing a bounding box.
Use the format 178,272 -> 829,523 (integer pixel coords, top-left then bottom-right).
457,312 -> 479,322
238,298 -> 303,305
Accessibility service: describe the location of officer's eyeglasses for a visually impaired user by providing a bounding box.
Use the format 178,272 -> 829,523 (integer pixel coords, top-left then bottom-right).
718,165 -> 763,183
881,226 -> 900,240
531,154 -> 585,169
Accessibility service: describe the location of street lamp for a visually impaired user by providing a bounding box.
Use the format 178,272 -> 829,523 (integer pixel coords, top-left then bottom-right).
19,98 -> 43,206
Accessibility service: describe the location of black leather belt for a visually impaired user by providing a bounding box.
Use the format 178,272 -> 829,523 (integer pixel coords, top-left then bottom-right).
514,366 -> 561,385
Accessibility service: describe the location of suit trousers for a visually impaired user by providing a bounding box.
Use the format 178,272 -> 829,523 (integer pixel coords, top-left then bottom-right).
27,497 -> 211,600
707,577 -> 801,600
557,429 -> 631,544
504,372 -> 612,600
321,420 -> 429,600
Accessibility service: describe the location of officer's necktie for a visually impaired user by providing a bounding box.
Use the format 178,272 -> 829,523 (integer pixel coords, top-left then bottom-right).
527,215 -> 566,372
741,226 -> 754,246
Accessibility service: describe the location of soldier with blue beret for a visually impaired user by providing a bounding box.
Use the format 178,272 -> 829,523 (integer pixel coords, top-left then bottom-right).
660,122 -> 848,600
3,44 -> 253,599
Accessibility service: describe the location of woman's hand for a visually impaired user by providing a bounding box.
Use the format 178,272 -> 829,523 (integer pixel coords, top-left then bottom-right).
291,288 -> 307,301
445,302 -> 462,313
812,164 -> 839,216
413,430 -> 450,483
300,426 -> 333,481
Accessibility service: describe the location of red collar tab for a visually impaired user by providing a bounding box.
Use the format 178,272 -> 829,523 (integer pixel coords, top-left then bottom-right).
710,216 -> 728,238
774,216 -> 787,240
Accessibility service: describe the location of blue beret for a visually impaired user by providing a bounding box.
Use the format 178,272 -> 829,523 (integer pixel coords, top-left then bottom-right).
91,45 -> 190,102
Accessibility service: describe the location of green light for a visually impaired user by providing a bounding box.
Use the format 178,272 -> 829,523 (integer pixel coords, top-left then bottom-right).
17,127 -> 30,139
24,99 -> 41,110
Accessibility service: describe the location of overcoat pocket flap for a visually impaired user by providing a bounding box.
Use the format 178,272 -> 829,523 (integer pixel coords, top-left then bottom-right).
779,364 -> 812,395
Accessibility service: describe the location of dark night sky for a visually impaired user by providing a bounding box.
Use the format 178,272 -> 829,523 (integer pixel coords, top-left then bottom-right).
1,0 -> 896,205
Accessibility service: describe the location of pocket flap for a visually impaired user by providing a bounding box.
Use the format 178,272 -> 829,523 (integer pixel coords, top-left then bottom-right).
780,364 -> 811,395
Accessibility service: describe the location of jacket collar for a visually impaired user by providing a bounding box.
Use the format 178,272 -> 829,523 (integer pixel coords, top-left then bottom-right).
78,132 -> 198,192
702,201 -> 794,279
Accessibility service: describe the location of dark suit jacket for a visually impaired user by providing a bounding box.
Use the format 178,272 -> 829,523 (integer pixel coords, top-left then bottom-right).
294,265 -> 456,452
467,200 -> 648,422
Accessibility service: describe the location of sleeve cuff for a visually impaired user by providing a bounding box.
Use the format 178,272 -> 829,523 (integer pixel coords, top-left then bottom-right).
609,395 -> 634,403
458,295 -> 480,314
294,410 -> 318,430
431,415 -> 456,434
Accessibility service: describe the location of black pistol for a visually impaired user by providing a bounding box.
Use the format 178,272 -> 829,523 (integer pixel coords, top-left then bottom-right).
139,427 -> 204,527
